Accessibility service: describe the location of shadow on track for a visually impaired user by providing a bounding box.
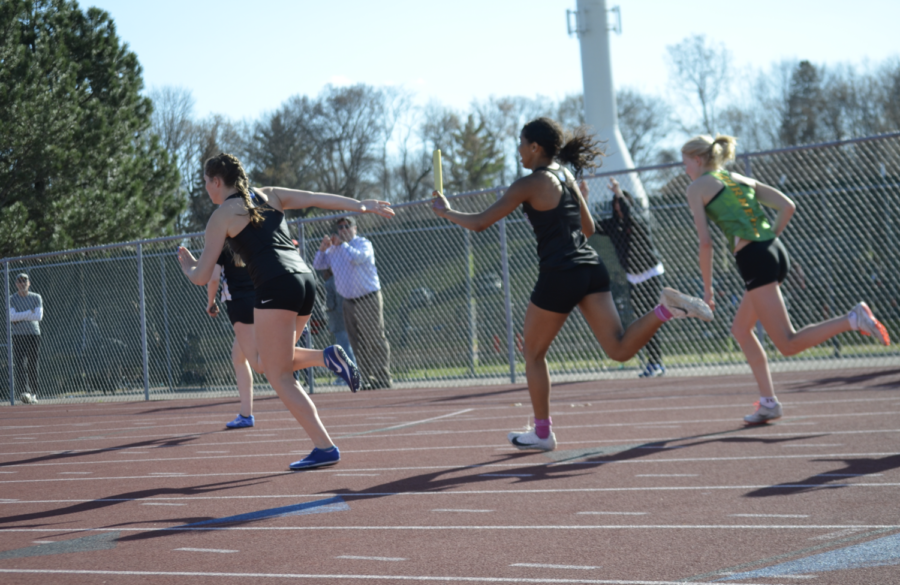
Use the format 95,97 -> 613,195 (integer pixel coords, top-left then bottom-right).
547,424 -> 830,466
0,434 -> 212,468
0,476 -> 281,531
744,453 -> 900,497
785,368 -> 900,392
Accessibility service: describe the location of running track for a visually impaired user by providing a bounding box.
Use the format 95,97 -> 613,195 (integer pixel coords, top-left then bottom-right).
1,366 -> 899,584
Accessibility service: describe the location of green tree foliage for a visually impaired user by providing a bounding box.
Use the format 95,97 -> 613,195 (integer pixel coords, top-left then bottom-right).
0,0 -> 182,257
445,114 -> 505,193
780,61 -> 824,146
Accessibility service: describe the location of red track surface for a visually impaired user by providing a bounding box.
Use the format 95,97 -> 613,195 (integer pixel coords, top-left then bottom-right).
1,366 -> 899,584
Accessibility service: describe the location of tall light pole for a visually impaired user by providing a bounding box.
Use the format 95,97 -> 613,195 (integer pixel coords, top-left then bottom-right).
568,0 -> 648,208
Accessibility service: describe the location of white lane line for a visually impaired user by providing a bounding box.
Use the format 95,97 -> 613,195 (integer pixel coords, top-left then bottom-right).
335,408 -> 474,438
175,548 -> 238,553
3,449 -> 900,477
577,512 -> 647,516
730,514 -> 809,518
336,555 -> 406,562
141,503 -> 187,506
511,563 -> 600,570
149,472 -> 186,476
334,473 -> 381,477
32,541 -> 55,544
0,568 -> 767,584
7,482 -> 900,501
478,473 -> 533,478
58,472 -> 92,475
783,444 -> 844,447
809,528 -> 863,540
0,499 -> 19,503
432,509 -> 494,513
635,474 -> 698,477
196,451 -> 229,454
4,524 -> 900,534
2,393 -> 896,437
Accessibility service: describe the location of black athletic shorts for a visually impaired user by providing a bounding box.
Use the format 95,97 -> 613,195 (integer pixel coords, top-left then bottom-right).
531,262 -> 611,314
734,238 -> 790,291
225,297 -> 254,326
254,272 -> 316,316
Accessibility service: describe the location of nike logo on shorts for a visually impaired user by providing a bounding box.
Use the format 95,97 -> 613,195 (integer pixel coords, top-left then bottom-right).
261,299 -> 273,304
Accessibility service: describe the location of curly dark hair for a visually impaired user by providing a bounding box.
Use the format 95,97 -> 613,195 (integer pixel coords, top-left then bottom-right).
521,117 -> 605,177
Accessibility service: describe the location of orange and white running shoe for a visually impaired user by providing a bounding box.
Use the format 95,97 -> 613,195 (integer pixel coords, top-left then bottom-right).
744,400 -> 782,424
849,302 -> 890,346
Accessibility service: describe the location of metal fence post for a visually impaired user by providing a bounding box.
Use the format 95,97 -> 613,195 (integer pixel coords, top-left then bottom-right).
137,244 -> 150,400
497,192 -> 516,384
465,229 -> 476,377
4,262 -> 13,405
160,256 -> 174,392
298,223 -> 315,394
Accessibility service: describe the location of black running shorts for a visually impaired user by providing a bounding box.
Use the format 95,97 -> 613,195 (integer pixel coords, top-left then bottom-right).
530,262 -> 611,314
254,272 -> 317,316
734,238 -> 790,291
225,297 -> 255,326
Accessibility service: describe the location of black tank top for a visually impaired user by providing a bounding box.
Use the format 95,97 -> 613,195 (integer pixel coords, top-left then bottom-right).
521,166 -> 600,272
216,246 -> 255,301
225,193 -> 311,288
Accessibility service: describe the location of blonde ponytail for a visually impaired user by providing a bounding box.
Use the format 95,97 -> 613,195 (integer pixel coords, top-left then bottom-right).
681,134 -> 737,169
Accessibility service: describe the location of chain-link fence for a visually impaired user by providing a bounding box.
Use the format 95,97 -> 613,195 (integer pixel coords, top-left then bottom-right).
3,133 -> 899,404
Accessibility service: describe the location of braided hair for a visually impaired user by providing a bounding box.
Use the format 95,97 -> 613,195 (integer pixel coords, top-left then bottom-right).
204,153 -> 265,228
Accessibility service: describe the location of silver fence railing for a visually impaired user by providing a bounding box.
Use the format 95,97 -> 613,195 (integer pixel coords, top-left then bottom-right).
3,133 -> 899,404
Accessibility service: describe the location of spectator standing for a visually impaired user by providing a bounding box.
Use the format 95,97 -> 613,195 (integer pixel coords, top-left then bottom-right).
586,178 -> 667,377
9,273 -> 43,403
313,216 -> 392,389
321,268 -> 357,385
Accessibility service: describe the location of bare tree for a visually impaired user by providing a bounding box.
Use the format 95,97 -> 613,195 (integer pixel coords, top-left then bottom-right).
615,88 -> 676,167
666,35 -> 733,135
311,84 -> 389,199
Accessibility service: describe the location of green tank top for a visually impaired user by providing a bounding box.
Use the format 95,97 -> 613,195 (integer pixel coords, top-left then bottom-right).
703,170 -> 776,253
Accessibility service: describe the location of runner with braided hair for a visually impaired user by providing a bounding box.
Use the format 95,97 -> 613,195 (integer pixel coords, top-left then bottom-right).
178,153 -> 395,469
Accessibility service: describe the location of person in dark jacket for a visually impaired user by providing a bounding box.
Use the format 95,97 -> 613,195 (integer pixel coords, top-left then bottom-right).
583,178 -> 667,377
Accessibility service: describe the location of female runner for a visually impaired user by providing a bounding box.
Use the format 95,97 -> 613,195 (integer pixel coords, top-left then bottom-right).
178,153 -> 394,469
431,118 -> 712,451
206,245 -> 257,429
682,134 -> 890,424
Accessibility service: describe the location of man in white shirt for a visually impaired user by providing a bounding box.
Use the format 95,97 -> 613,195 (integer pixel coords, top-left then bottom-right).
8,273 -> 43,403
313,217 -> 392,389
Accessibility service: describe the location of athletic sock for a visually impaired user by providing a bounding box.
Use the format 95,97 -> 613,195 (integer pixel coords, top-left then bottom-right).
848,309 -> 859,331
654,304 -> 674,322
759,396 -> 778,409
534,417 -> 552,440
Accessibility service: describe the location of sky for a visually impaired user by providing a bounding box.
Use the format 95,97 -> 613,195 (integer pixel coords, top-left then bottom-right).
87,0 -> 900,122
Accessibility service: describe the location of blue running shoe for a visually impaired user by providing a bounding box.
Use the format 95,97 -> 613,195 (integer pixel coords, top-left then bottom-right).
323,345 -> 360,393
289,446 -> 340,470
638,363 -> 666,378
225,414 -> 254,429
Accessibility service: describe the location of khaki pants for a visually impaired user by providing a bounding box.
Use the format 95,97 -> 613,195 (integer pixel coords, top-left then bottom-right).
343,291 -> 392,387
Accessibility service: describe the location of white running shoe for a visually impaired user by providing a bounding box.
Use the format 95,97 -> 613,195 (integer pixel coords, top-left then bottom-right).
659,287 -> 713,322
743,401 -> 783,425
849,302 -> 890,346
508,422 -> 557,451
